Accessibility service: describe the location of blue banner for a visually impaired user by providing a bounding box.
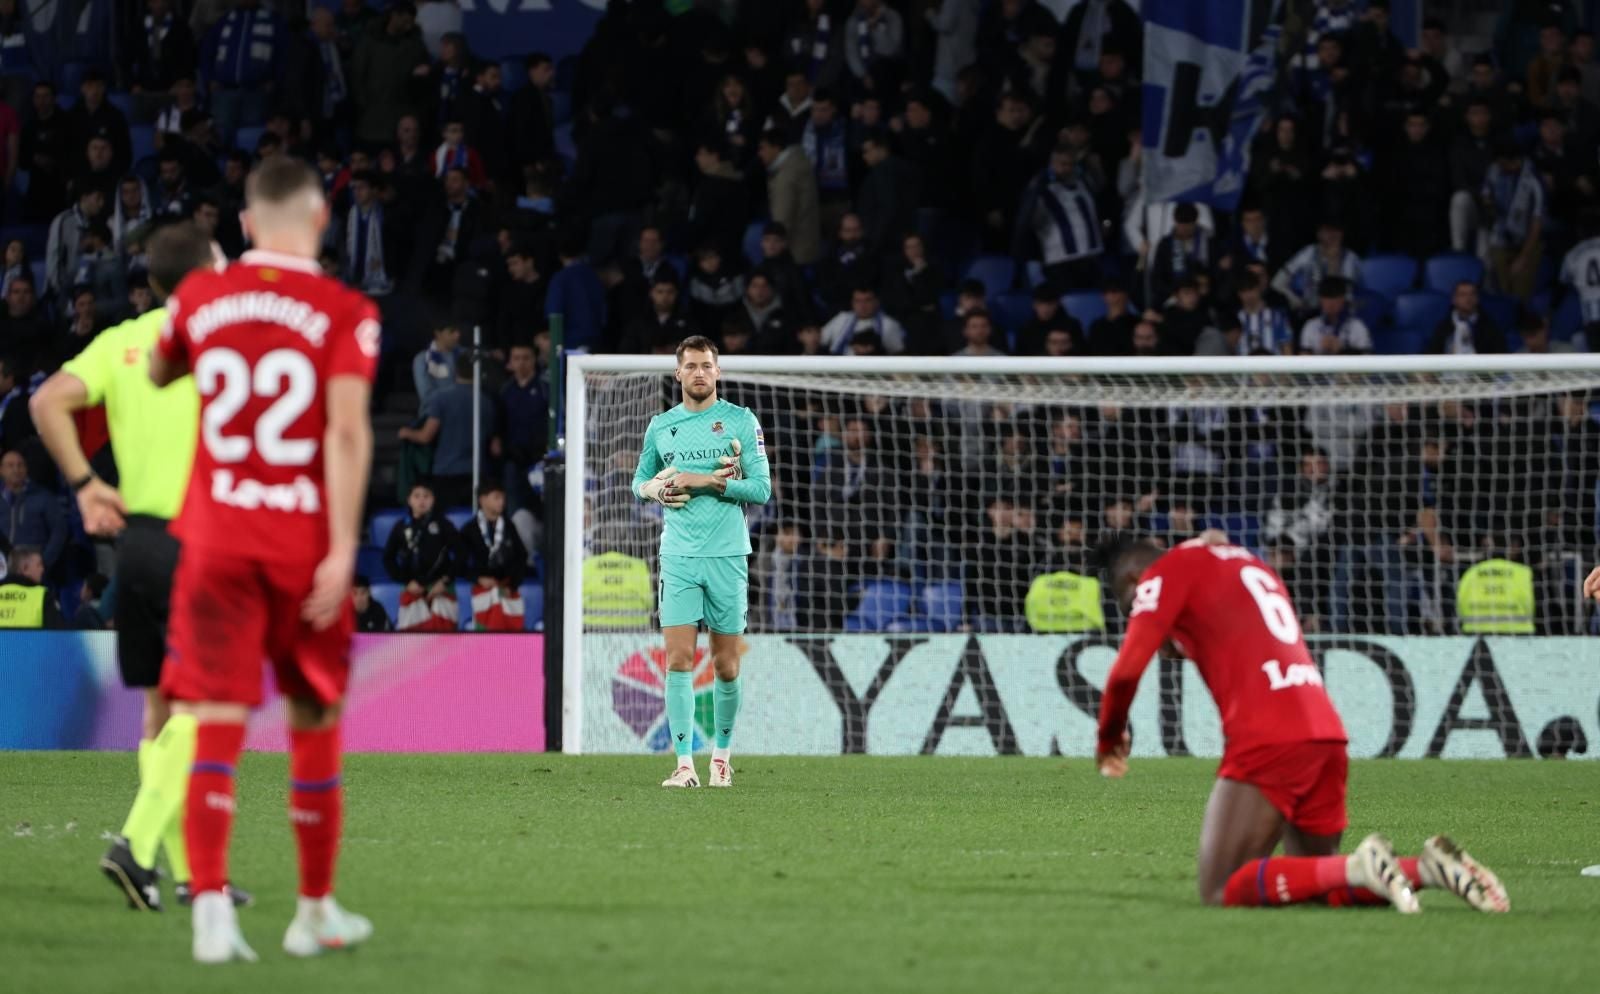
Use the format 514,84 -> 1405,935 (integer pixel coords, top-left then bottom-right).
457,0 -> 606,62
1140,0 -> 1282,211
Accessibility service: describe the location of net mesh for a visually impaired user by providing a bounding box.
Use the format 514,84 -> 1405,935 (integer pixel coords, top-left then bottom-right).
580,362 -> 1600,640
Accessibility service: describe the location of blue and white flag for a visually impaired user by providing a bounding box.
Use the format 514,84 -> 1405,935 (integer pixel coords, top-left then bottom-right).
1141,0 -> 1283,211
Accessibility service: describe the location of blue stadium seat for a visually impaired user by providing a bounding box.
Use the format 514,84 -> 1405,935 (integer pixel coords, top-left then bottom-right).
551,91 -> 572,125
369,582 -> 403,625
1392,290 -> 1449,333
937,290 -> 958,320
844,580 -> 914,633
234,125 -> 265,155
355,546 -> 386,582
456,581 -> 474,630
0,224 -> 47,258
444,507 -> 474,531
553,123 -> 576,166
130,125 -> 156,165
500,59 -> 526,92
1422,253 -> 1484,293
29,260 -> 45,294
1552,292 -> 1583,340
520,583 -> 545,631
1353,289 -> 1390,332
368,509 -> 407,546
1360,254 -> 1417,299
742,219 -> 767,267
962,255 -> 1016,297
664,254 -> 687,282
1060,291 -> 1106,328
992,291 -> 1034,337
1375,326 -> 1429,355
1205,514 -> 1260,552
554,55 -> 579,92
1479,292 -> 1520,333
106,91 -> 133,118
917,582 -> 963,632
1025,260 -> 1045,287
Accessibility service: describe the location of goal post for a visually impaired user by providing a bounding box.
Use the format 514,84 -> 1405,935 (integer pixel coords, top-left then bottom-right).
563,354 -> 1600,758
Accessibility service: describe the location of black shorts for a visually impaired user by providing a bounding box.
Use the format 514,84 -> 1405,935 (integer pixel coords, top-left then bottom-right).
113,516 -> 179,688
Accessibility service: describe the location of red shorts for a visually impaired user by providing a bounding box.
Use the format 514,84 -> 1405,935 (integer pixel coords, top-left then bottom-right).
1218,740 -> 1349,837
160,547 -> 353,708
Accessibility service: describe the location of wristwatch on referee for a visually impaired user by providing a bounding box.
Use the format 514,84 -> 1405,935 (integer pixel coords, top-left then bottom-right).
70,471 -> 97,493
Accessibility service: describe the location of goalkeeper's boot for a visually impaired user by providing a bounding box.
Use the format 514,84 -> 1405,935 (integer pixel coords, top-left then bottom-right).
100,835 -> 162,911
1419,835 -> 1510,913
283,895 -> 374,957
708,757 -> 733,788
178,879 -> 255,908
192,891 -> 258,964
1348,834 -> 1420,914
661,762 -> 701,788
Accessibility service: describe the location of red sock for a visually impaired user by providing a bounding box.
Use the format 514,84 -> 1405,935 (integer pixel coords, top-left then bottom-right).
1222,856 -> 1349,907
186,722 -> 246,896
1324,857 -> 1424,906
289,725 -> 343,899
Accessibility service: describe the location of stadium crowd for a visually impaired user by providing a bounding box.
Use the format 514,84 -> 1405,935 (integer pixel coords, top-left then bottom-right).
1,0 -> 1599,632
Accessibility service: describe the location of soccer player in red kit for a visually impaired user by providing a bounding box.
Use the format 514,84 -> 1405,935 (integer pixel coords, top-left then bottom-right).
151,157 -> 379,963
1097,536 -> 1510,914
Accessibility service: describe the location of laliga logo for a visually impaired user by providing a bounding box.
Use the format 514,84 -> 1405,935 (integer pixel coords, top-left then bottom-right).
458,0 -> 605,15
611,646 -> 714,752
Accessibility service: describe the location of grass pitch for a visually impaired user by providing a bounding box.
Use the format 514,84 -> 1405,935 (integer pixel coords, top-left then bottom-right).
2,753 -> 1597,994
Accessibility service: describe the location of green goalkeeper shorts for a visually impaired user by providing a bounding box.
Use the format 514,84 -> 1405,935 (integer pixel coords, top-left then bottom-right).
658,554 -> 749,634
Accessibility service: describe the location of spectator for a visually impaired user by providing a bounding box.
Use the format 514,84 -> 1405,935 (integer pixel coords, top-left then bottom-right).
1550,65 -> 1600,150
1264,447 -> 1338,631
964,494 -> 1039,632
1057,0 -> 1142,94
399,352 -> 494,508
768,67 -> 814,142
339,170 -> 397,298
798,525 -> 856,631
76,134 -> 119,193
736,271 -> 795,354
457,480 -> 529,631
1014,144 -> 1103,294
879,232 -> 944,354
412,323 -> 461,410
0,274 -> 49,375
1428,282 -> 1508,355
757,131 -> 823,266
1018,284 -> 1086,356
0,451 -> 64,578
686,246 -> 745,340
59,285 -> 103,365
1384,110 -> 1451,260
460,60 -> 509,185
688,138 -> 750,264
509,53 -> 556,174
1526,20 -> 1572,108
1298,277 -> 1372,355
800,89 -> 851,231
0,545 -> 65,629
415,0 -> 461,59
926,0 -> 979,102
1236,272 -> 1293,354
1147,203 -> 1214,308
352,575 -> 393,632
44,183 -> 107,300
1481,142 -> 1545,299
821,286 -> 906,355
497,339 -> 546,556
816,414 -> 895,549
952,309 -> 1004,357
302,8 -> 349,139
495,243 -> 544,352
567,96 -> 653,264
383,480 -> 460,632
350,0 -> 429,149
1272,219 -> 1362,316
544,232 -> 606,353
621,273 -> 692,355
65,70 -> 132,179
856,129 -> 918,256
844,0 -> 905,95
1158,278 -> 1214,356
20,81 -> 71,223
817,212 -> 878,315
0,355 -> 33,453
72,572 -> 109,629
410,166 -> 483,301
200,0 -> 285,145
152,75 -> 201,145
976,92 -> 1045,251
153,148 -> 195,216
0,240 -> 25,298
1088,280 -> 1137,355
1517,310 -> 1573,354
110,174 -> 154,255
432,119 -> 489,191
125,271 -> 155,318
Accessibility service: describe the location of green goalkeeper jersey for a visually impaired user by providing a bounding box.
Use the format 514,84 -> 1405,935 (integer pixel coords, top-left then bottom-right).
631,398 -> 772,557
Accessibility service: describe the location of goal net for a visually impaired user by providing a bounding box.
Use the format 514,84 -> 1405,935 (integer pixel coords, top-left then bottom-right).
564,355 -> 1600,760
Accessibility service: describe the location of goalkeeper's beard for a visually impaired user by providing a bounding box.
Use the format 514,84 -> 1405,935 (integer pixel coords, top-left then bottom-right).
683,381 -> 716,404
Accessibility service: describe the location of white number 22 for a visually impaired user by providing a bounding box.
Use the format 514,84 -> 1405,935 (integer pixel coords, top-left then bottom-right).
1240,565 -> 1301,644
195,348 -> 317,466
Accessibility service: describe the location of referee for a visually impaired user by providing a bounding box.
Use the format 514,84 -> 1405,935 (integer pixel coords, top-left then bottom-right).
31,221 -> 248,912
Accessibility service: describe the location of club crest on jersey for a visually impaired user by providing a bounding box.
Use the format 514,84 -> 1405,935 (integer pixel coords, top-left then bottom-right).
711,421 -> 724,435
662,452 -> 674,463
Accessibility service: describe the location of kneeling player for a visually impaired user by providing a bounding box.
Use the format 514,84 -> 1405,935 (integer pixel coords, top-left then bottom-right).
1097,537 -> 1510,913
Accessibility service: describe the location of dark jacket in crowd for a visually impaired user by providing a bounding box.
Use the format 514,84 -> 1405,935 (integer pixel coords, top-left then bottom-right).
382,512 -> 458,587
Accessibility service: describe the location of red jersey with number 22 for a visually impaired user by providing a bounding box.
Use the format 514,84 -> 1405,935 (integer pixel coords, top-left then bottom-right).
1097,540 -> 1347,756
157,250 -> 379,564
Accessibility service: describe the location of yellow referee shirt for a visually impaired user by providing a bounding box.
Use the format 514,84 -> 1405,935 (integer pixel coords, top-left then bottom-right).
59,309 -> 199,520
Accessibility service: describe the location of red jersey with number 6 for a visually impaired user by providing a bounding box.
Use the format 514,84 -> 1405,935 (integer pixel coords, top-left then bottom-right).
1097,540 -> 1348,756
158,249 -> 379,564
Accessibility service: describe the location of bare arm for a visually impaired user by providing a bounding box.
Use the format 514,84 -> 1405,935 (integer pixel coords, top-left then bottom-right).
31,370 -> 127,535
303,375 -> 374,629
148,347 -> 187,388
398,417 -> 441,445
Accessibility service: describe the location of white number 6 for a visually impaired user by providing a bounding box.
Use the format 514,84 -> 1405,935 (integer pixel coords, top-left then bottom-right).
1240,565 -> 1301,644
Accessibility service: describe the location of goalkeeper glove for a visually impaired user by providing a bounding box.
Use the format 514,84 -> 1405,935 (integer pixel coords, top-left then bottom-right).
639,466 -> 690,509
714,439 -> 743,482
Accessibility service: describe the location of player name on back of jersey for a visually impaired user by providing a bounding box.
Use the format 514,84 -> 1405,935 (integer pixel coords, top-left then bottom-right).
184,290 -> 333,347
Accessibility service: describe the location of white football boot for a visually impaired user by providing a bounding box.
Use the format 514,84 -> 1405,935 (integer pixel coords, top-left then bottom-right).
661,762 -> 700,788
283,895 -> 374,957
708,758 -> 733,788
1348,834 -> 1421,914
192,890 -> 259,964
1419,835 -> 1510,913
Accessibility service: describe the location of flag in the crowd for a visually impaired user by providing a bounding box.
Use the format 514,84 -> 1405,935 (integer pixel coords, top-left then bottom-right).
1141,0 -> 1283,211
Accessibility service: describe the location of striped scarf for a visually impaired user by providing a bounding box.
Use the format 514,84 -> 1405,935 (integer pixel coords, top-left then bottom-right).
346,204 -> 391,296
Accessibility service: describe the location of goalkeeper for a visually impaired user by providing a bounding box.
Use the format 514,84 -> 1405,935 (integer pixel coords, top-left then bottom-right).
632,335 -> 771,788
